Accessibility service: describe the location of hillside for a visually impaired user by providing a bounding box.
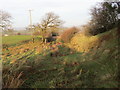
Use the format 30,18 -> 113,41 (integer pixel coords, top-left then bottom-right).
2,28 -> 119,88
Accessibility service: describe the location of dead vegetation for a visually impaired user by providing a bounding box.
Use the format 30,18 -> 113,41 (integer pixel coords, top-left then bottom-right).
60,27 -> 79,43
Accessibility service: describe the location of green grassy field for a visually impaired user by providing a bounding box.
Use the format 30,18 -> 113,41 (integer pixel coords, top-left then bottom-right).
2,35 -> 32,45
2,28 -> 119,88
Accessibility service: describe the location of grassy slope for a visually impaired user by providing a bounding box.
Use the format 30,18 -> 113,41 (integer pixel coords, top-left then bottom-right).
2,28 -> 119,88
24,28 -> 118,88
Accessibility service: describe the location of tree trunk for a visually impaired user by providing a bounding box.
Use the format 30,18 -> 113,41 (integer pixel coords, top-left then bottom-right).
42,36 -> 44,43
45,39 -> 47,44
32,38 -> 34,43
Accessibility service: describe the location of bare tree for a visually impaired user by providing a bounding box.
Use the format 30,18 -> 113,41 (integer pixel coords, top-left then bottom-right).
33,12 -> 64,42
40,12 -> 63,31
0,10 -> 12,31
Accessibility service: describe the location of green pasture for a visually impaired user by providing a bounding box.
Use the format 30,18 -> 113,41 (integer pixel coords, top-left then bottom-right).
2,35 -> 32,45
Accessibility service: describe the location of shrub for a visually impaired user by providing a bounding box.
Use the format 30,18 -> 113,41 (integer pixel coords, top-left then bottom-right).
61,27 -> 79,43
46,36 -> 55,42
33,31 -> 41,36
17,33 -> 21,35
80,25 -> 92,36
51,32 -> 58,36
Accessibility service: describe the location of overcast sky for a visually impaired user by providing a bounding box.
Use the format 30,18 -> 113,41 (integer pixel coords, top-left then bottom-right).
0,0 -> 103,29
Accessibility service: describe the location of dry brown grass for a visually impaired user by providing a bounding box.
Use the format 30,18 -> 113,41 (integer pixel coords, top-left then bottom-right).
117,27 -> 120,37
68,33 -> 99,52
98,33 -> 111,43
3,72 -> 24,88
60,27 -> 79,43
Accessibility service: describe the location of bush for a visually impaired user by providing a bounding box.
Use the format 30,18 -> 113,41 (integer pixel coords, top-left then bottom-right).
17,33 -> 21,35
80,25 -> 92,36
46,36 -> 55,42
33,31 -> 41,36
51,32 -> 58,36
61,27 -> 79,43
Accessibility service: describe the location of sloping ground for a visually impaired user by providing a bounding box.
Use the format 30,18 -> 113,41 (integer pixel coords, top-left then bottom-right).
2,28 -> 119,88
67,28 -> 118,52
